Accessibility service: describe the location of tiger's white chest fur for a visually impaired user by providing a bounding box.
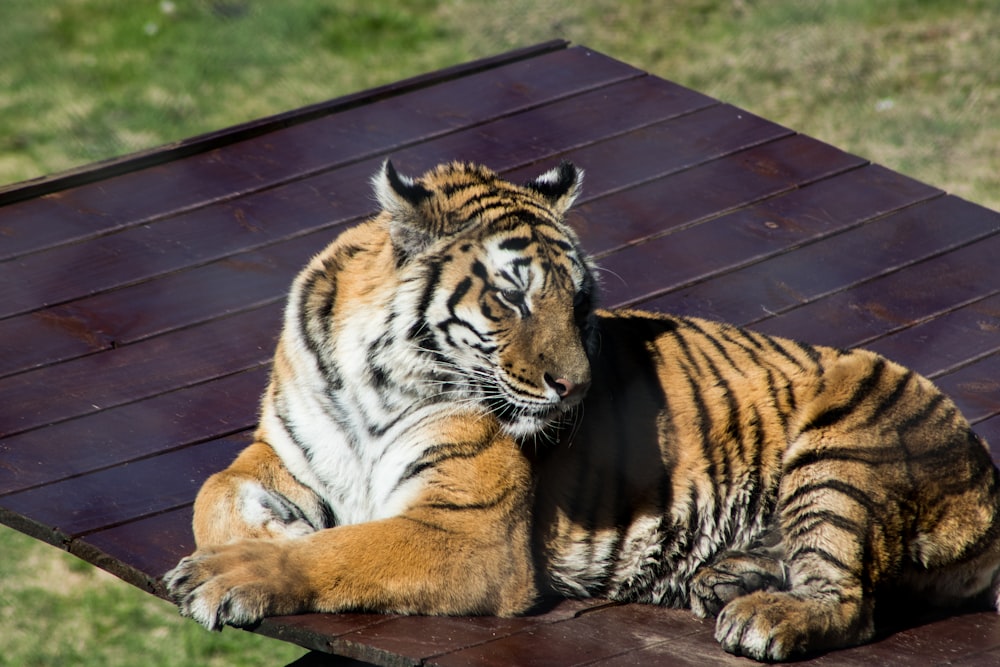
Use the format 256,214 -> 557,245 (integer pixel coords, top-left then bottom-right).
258,249 -> 467,528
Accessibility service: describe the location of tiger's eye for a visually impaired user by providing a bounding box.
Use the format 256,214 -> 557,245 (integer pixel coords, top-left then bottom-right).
500,289 -> 525,307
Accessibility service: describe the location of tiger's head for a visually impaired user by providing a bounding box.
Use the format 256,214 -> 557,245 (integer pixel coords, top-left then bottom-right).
375,160 -> 598,439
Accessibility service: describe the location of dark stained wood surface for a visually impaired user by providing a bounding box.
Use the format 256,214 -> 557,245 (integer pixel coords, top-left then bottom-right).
2,41 -> 999,666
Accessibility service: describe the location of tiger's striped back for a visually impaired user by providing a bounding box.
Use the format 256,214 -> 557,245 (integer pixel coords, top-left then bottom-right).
535,309 -> 1000,659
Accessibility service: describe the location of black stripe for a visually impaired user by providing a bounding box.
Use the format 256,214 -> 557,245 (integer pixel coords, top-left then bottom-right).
758,332 -> 823,374
470,258 -> 490,283
448,276 -> 472,313
409,258 -> 445,340
783,479 -> 879,515
762,365 -> 793,432
783,445 -> 904,475
737,404 -> 770,527
783,509 -> 865,540
674,324 -> 741,496
755,332 -> 802,368
295,267 -> 337,374
787,545 -> 858,576
801,357 -> 888,433
682,318 -> 743,375
794,338 -> 824,368
670,331 -> 723,487
396,440 -> 491,488
727,324 -> 767,352
717,325 -> 766,369
423,483 -> 518,512
499,236 -> 532,251
897,392 -> 948,436
365,406 -> 413,439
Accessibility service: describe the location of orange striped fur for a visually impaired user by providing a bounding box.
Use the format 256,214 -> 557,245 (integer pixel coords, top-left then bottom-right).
166,162 -> 1000,661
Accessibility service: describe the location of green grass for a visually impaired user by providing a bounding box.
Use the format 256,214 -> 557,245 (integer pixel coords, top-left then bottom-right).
2,1 -> 998,664
0,1 -> 463,180
0,528 -> 305,666
3,0 -> 998,208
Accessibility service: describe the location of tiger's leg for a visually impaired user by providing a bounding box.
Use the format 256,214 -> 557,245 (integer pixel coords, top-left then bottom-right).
190,440 -> 329,547
164,426 -> 538,629
713,457 -> 887,661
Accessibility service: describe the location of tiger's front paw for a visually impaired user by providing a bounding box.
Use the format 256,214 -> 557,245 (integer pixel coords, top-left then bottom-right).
714,591 -> 814,661
163,540 -> 308,630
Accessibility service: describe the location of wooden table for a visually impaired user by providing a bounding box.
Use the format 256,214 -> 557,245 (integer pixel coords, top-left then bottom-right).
2,40 -> 999,666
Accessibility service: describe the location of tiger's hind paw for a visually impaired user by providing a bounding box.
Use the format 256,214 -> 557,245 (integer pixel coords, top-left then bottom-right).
715,591 -> 855,661
690,551 -> 787,618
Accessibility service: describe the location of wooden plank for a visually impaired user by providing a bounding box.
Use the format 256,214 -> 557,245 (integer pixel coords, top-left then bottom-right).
0,75 -> 709,322
0,46 -> 637,262
324,600 -> 608,667
430,604 -> 709,667
0,158 -> 378,320
570,134 -> 866,257
286,650 -> 380,667
0,41 -> 569,206
978,415 -> 1000,460
359,74 -> 718,179
863,292 -> 1000,378
933,353 -> 1000,425
0,306 -> 116,377
0,42 -> 579,257
643,196 -> 1000,326
0,231 -> 321,378
589,629 -> 759,666
950,646 -> 1000,667
0,366 -> 267,495
0,70 -> 716,343
749,230 -> 1000,348
259,613 -> 408,659
502,103 -> 790,201
597,165 -> 940,309
0,303 -> 280,437
221,45 -> 638,181
0,433 -> 248,542
801,611 -> 1000,667
70,505 -> 196,591
256,602 -> 628,667
0,86 -> 743,376
600,608 -> 1000,667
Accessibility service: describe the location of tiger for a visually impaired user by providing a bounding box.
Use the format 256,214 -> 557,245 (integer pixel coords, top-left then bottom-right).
165,160 -> 1000,661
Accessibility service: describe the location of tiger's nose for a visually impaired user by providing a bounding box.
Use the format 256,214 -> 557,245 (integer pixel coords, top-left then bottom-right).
544,373 -> 590,400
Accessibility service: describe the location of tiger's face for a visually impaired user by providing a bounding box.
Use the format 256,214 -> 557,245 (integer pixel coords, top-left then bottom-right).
377,161 -> 598,439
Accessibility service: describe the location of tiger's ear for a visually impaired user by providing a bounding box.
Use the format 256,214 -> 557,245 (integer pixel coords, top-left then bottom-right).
525,161 -> 583,215
373,160 -> 436,259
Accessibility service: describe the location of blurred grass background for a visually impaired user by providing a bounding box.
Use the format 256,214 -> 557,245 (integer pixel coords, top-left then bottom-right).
3,0 -> 999,209
1,0 -> 997,664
